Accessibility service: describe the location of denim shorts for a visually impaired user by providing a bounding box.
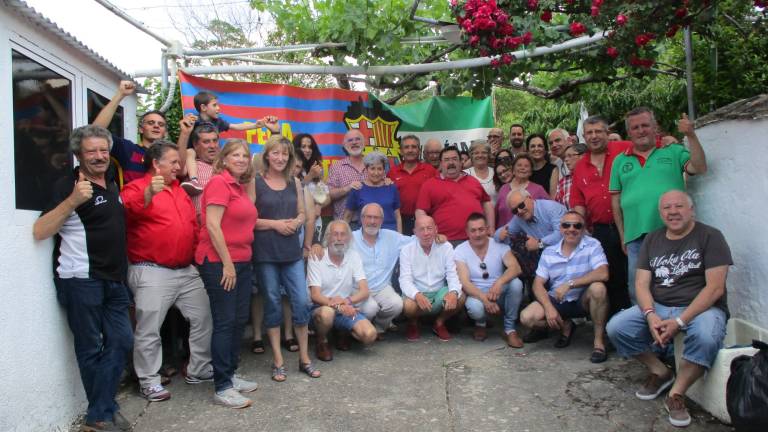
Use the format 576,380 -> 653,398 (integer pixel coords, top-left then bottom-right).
311,305 -> 367,331
606,303 -> 727,368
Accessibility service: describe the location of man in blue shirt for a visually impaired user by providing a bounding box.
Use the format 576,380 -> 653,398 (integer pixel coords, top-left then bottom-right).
519,211 -> 611,363
496,190 -> 566,252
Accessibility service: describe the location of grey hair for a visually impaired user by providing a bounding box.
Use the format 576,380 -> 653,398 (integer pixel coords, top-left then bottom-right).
469,140 -> 491,156
70,125 -> 113,154
658,190 -> 694,209
363,151 -> 389,170
547,128 -> 570,142
625,106 -> 657,131
322,220 -> 352,248
361,202 -> 384,218
582,115 -> 609,130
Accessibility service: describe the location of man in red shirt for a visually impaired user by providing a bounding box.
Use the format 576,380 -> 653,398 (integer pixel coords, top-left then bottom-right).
416,146 -> 494,244
570,116 -> 632,315
388,135 -> 437,235
121,141 -> 213,402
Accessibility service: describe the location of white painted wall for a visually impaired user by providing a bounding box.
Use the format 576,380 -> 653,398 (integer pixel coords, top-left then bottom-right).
688,118 -> 768,330
0,6 -> 136,431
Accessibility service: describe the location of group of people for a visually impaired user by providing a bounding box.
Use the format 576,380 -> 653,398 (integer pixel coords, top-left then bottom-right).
34,80 -> 732,431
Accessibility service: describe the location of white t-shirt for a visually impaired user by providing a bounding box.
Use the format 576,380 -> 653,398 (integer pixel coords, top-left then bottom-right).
307,248 -> 366,299
453,239 -> 508,292
464,166 -> 497,205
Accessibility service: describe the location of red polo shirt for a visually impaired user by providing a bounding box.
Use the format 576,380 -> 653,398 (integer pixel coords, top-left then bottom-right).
570,141 -> 632,225
195,170 -> 258,264
416,174 -> 489,241
121,174 -> 198,267
388,162 -> 437,216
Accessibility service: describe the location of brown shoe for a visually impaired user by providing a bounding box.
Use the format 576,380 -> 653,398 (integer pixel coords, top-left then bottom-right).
505,331 -> 524,348
472,326 -> 487,341
664,393 -> 692,427
315,341 -> 333,362
335,332 -> 352,351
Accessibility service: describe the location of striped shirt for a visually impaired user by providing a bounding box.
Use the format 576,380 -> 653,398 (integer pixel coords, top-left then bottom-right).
535,235 -> 607,302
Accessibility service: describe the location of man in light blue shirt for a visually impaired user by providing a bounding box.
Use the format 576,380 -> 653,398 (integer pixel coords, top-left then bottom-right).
519,211 -> 611,363
496,190 -> 566,252
353,204 -> 412,336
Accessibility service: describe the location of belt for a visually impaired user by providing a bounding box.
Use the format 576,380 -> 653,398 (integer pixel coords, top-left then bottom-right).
132,261 -> 189,270
592,222 -> 616,228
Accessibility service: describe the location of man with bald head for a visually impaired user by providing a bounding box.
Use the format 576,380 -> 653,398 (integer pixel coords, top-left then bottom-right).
497,190 -> 566,253
486,128 -> 504,156
607,190 -> 731,428
423,138 -> 443,169
548,128 -> 571,178
328,129 -> 368,223
400,216 -> 463,341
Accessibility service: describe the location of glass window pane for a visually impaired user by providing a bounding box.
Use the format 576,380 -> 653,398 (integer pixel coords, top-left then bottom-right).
87,89 -> 123,137
12,49 -> 72,211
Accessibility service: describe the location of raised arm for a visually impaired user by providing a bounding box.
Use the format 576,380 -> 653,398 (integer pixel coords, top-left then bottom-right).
93,81 -> 134,128
678,113 -> 707,175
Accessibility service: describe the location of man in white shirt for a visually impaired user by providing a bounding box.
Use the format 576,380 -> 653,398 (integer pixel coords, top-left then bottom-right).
400,216 -> 463,341
308,220 -> 377,362
455,213 -> 525,347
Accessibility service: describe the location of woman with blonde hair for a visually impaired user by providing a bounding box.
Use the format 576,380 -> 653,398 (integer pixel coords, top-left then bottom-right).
253,134 -> 320,382
195,139 -> 259,409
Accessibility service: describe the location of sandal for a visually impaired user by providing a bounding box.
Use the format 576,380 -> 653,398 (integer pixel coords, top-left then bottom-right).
251,340 -> 265,354
282,338 -> 299,352
298,361 -> 321,378
271,364 -> 287,382
554,321 -> 576,348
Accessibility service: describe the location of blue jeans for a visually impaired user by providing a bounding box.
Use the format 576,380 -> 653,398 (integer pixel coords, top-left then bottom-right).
54,278 -> 133,424
626,235 -> 645,305
606,303 -> 726,368
256,260 -> 310,329
464,278 -> 524,333
198,260 -> 252,392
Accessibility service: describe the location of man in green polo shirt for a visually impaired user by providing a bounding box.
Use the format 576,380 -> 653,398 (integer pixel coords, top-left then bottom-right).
609,107 -> 707,304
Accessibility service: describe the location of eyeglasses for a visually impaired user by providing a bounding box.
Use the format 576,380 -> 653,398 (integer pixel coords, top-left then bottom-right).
510,201 -> 526,215
142,120 -> 167,127
561,222 -> 584,230
497,156 -> 512,164
479,262 -> 489,279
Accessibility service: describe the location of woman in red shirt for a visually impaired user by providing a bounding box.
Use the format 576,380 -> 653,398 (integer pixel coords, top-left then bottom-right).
196,139 -> 259,409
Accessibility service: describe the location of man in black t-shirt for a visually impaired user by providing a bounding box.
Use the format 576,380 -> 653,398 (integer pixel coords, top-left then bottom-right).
33,125 -> 133,432
607,190 -> 732,428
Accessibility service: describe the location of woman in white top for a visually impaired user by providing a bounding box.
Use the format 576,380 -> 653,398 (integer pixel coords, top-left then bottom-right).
464,140 -> 497,205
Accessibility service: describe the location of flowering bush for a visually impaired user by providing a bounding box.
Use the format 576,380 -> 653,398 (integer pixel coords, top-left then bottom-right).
451,0 -> 716,70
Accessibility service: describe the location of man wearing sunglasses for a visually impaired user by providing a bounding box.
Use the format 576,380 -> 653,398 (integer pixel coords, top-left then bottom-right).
455,213 -> 525,347
495,190 -> 566,253
519,211 -> 610,363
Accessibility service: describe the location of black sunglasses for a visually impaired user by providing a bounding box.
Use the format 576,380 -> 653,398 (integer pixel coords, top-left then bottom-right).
511,201 -> 526,215
479,262 -> 489,279
561,222 -> 584,230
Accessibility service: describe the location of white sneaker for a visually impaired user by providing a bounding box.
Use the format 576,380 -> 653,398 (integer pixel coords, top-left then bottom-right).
232,375 -> 258,393
213,388 -> 252,409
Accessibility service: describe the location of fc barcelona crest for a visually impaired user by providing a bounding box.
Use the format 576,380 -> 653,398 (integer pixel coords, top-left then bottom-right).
344,98 -> 402,158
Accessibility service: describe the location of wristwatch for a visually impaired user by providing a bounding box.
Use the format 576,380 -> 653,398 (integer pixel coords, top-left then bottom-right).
675,316 -> 687,329
538,240 -> 544,250
568,279 -> 575,288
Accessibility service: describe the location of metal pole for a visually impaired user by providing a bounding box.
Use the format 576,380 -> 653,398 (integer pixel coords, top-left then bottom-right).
160,51 -> 168,94
684,27 -> 695,120
93,0 -> 173,47
134,32 -> 605,77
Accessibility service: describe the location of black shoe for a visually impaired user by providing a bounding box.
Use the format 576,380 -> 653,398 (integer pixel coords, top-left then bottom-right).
81,420 -> 119,432
112,412 -> 132,431
523,329 -> 549,343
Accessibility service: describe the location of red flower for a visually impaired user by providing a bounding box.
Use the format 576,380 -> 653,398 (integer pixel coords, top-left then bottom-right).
634,33 -> 652,46
491,38 -> 504,50
505,36 -> 522,49
527,0 -> 539,10
501,53 -> 514,64
591,6 -> 600,17
500,23 -> 515,35
592,0 -> 604,6
666,25 -> 680,37
675,8 -> 688,19
616,14 -> 628,26
469,35 -> 480,46
490,58 -> 501,68
540,9 -> 552,22
495,11 -> 509,24
569,22 -> 587,36
606,47 -> 619,58
522,31 -> 533,44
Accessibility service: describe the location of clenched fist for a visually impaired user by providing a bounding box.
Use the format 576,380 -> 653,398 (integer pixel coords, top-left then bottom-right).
117,80 -> 135,97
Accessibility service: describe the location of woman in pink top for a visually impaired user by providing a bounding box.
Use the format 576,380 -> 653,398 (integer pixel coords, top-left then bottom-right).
495,153 -> 550,227
196,139 -> 260,409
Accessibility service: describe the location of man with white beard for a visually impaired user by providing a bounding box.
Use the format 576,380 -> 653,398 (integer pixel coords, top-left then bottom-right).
327,129 -> 367,223
308,220 -> 378,362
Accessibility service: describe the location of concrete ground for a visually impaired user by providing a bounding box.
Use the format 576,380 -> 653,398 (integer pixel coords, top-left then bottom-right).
91,323 -> 733,432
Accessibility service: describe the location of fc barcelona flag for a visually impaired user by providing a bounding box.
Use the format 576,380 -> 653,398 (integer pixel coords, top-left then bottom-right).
178,72 -> 494,172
